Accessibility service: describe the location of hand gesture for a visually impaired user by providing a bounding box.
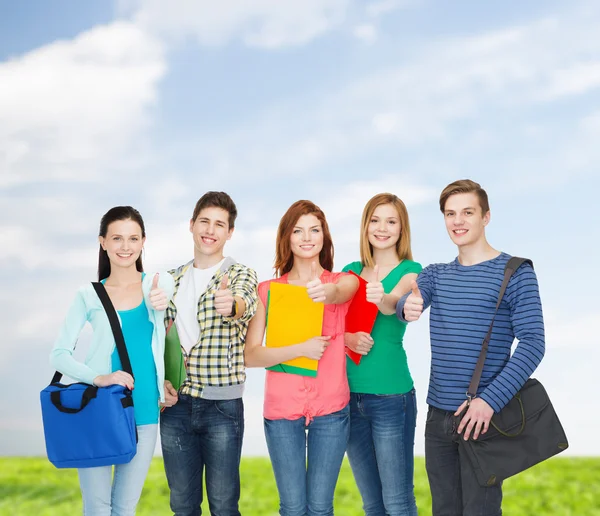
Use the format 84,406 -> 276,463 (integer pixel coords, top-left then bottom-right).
160,380 -> 178,408
366,265 -> 384,305
214,274 -> 235,316
149,273 -> 168,311
455,398 -> 494,440
301,336 -> 332,360
403,280 -> 424,322
93,370 -> 134,390
306,262 -> 326,303
345,331 -> 374,356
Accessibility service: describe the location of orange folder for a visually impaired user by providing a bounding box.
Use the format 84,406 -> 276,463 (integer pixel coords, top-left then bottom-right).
345,271 -> 379,365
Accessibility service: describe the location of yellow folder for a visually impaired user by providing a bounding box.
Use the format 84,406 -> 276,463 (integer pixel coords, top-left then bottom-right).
265,282 -> 324,377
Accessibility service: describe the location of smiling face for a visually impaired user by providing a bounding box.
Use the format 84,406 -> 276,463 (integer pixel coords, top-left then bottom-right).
190,206 -> 233,259
367,203 -> 401,252
98,218 -> 145,271
443,192 -> 490,247
289,214 -> 324,260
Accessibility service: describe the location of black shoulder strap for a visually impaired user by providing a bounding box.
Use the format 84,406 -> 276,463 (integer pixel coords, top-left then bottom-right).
51,282 -> 134,384
466,257 -> 533,400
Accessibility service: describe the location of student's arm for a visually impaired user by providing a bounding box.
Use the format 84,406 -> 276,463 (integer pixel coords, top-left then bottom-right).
50,289 -> 100,385
244,299 -> 332,368
396,266 -> 434,322
479,264 -> 546,412
307,272 -> 359,306
224,266 -> 259,323
369,262 -> 423,315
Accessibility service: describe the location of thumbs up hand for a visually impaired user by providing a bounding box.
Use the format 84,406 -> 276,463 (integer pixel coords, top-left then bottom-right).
149,273 -> 169,311
366,265 -> 385,305
403,280 -> 424,322
307,262 -> 326,303
214,273 -> 235,316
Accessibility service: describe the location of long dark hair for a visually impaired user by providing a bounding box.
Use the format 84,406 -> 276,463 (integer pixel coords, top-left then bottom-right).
98,206 -> 146,281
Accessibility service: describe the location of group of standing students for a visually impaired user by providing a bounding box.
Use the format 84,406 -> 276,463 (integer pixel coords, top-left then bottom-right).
50,179 -> 546,516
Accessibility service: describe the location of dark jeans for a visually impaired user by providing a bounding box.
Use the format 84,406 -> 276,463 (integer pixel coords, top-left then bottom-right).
160,395 -> 244,516
346,390 -> 418,516
425,405 -> 502,516
264,404 -> 350,516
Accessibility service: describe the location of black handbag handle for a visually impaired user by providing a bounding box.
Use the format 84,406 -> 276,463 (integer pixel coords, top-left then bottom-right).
466,257 -> 533,400
51,282 -> 134,384
50,385 -> 98,413
489,392 -> 526,437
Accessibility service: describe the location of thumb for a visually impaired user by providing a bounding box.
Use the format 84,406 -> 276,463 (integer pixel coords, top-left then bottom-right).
219,274 -> 229,290
152,273 -> 159,290
411,280 -> 422,298
373,265 -> 380,282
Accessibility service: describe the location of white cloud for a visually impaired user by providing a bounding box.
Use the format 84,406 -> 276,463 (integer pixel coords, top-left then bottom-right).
0,21 -> 166,187
353,24 -> 378,44
366,0 -> 414,18
541,62 -> 600,101
145,5 -> 600,186
121,0 -> 350,49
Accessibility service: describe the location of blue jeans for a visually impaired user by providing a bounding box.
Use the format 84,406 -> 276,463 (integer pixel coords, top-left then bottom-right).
346,390 -> 417,516
160,395 -> 244,516
264,404 -> 350,516
425,405 -> 502,516
78,424 -> 157,516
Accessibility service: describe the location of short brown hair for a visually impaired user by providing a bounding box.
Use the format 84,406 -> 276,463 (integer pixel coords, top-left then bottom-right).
439,179 -> 490,214
274,200 -> 334,277
360,193 -> 413,268
191,191 -> 238,228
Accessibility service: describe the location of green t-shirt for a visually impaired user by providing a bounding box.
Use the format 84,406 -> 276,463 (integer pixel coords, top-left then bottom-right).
342,259 -> 422,395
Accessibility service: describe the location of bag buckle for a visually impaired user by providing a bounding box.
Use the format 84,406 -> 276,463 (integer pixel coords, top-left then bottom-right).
466,391 -> 476,406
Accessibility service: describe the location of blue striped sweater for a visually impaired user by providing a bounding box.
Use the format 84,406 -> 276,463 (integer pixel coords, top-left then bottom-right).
397,252 -> 545,413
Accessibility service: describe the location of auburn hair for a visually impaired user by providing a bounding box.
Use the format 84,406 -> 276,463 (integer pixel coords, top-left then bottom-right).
359,193 -> 413,268
274,200 -> 334,277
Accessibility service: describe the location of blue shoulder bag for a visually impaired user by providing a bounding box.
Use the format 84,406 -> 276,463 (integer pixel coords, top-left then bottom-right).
40,282 -> 137,468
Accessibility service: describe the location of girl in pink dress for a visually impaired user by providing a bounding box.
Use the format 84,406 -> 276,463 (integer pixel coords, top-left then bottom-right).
245,200 -> 358,516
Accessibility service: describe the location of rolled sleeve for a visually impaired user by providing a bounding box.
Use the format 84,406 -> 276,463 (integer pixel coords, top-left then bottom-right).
225,265 -> 258,324
50,289 -> 99,385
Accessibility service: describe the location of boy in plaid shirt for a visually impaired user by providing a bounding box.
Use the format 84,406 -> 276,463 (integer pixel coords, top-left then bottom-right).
160,191 -> 258,516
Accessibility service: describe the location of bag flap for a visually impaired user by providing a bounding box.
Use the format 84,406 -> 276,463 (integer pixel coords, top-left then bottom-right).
467,378 -> 550,441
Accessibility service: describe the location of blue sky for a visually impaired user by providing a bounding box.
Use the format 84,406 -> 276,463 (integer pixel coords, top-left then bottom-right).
1,0 -> 598,457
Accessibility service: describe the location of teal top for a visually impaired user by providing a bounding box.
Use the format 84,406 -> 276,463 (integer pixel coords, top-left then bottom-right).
51,272 -> 174,403
112,298 -> 159,426
342,260 -> 422,395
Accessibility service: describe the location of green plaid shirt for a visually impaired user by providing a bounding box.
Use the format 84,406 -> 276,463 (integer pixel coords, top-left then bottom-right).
166,258 -> 258,398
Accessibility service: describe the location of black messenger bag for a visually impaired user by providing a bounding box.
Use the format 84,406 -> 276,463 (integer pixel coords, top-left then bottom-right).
456,257 -> 568,487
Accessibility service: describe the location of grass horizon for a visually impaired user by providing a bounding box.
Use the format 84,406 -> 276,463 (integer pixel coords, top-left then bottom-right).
1,456 -> 598,515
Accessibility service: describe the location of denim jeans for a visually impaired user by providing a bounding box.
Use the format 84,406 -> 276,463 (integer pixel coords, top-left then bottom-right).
160,395 -> 244,516
425,405 -> 503,516
78,424 -> 157,516
264,404 -> 350,516
346,390 -> 417,516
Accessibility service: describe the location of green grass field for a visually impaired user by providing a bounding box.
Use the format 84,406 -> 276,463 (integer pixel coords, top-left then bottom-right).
1,457 -> 598,515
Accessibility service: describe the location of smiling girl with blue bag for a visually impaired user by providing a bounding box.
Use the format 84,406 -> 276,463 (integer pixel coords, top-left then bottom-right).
47,206 -> 175,516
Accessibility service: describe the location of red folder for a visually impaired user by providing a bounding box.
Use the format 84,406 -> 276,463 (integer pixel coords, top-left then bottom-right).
345,271 -> 379,365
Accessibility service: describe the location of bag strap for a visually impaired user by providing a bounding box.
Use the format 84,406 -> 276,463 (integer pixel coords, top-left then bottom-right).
51,282 -> 134,384
466,257 -> 533,401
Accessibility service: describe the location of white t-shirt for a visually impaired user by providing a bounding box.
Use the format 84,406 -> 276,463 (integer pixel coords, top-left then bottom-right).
174,258 -> 225,353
